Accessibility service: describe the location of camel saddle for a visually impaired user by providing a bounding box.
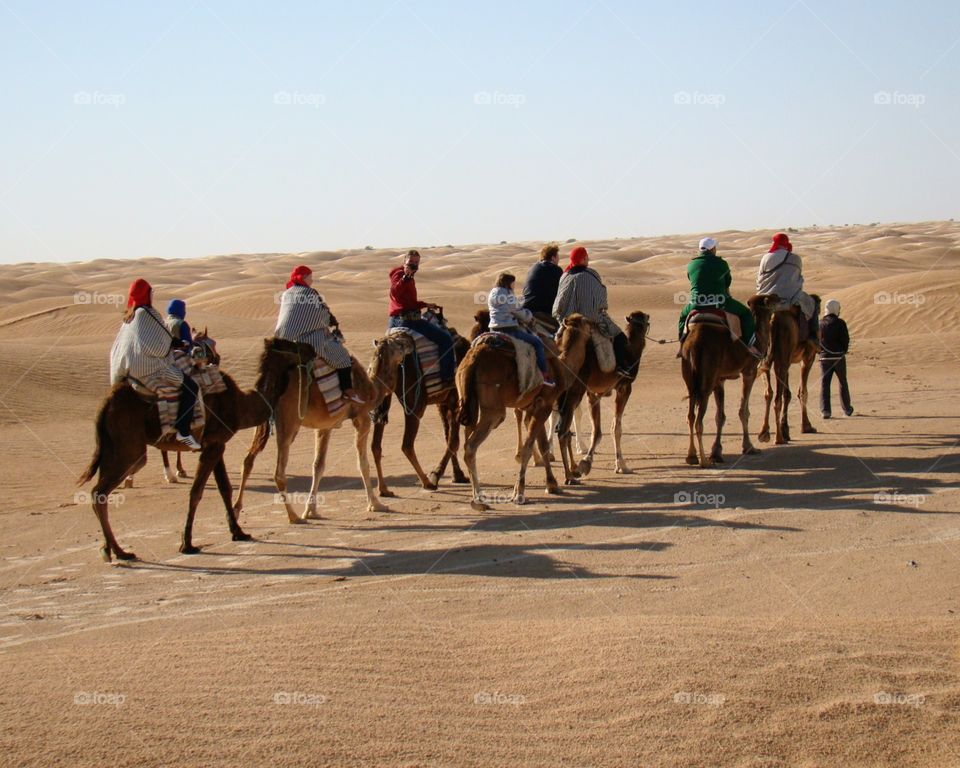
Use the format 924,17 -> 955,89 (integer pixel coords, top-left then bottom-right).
385,321 -> 450,399
683,308 -> 739,339
471,332 -> 543,399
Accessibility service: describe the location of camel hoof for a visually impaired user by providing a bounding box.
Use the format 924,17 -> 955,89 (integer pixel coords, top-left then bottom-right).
115,549 -> 137,561
100,546 -> 112,563
427,472 -> 440,487
757,431 -> 771,443
452,474 -> 469,485
710,454 -> 725,464
615,466 -> 633,475
512,494 -> 528,506
303,510 -> 322,520
685,455 -> 699,465
699,460 -> 715,469
564,477 -> 582,486
422,481 -> 438,491
123,477 -> 134,489
378,489 -> 396,498
743,446 -> 761,455
179,544 -> 201,555
802,425 -> 817,434
369,502 -> 390,513
546,486 -> 562,495
232,531 -> 253,542
577,460 -> 592,476
288,516 -> 307,525
775,438 -> 789,445
177,470 -> 188,478
164,473 -> 178,484
470,500 -> 490,512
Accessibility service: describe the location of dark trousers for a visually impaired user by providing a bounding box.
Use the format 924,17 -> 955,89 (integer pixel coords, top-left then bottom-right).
335,366 -> 354,392
388,316 -> 456,381
820,356 -> 852,415
175,375 -> 199,436
613,332 -> 638,378
500,327 -> 549,372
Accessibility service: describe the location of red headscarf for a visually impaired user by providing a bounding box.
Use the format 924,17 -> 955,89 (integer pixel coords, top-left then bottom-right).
565,246 -> 589,272
768,233 -> 792,253
286,265 -> 312,289
126,278 -> 152,309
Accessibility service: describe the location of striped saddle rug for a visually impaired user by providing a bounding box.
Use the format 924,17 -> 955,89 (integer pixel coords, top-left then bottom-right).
312,358 -> 346,417
135,355 -> 227,438
385,327 -> 448,399
469,332 -> 543,400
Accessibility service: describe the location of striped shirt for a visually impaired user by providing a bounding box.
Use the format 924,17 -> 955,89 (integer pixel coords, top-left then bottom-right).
552,266 -> 622,337
274,284 -> 351,368
110,306 -> 181,385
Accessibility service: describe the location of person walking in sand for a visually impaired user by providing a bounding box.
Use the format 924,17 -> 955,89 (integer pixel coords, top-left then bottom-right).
819,299 -> 854,418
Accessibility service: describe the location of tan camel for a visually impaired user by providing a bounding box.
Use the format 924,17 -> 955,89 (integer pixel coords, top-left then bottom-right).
77,338 -> 313,561
232,343 -> 393,523
757,298 -> 820,445
456,314 -> 592,511
370,321 -> 470,496
681,295 -> 779,468
555,311 -> 649,481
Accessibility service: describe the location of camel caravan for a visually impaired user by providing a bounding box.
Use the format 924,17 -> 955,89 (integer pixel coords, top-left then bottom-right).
80,234 -> 839,561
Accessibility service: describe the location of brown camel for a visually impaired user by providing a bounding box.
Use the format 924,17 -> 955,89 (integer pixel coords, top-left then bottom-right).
555,311 -> 649,481
757,298 -> 820,445
456,314 -> 592,511
78,338 -> 314,561
232,343 -> 392,523
370,321 -> 470,496
680,295 -> 779,468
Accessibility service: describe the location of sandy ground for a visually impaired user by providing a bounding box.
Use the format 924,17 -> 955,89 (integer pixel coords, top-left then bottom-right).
0,222 -> 958,766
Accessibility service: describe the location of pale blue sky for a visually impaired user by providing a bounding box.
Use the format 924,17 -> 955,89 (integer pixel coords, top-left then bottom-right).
1,0 -> 958,263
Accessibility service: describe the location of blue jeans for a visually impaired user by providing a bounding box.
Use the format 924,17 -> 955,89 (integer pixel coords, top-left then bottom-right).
501,327 -> 548,373
387,315 -> 456,381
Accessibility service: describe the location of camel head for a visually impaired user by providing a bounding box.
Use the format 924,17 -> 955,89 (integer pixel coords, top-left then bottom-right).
556,313 -> 593,378
369,333 -> 414,392
625,310 -> 650,355
192,327 -> 220,366
470,309 -> 491,341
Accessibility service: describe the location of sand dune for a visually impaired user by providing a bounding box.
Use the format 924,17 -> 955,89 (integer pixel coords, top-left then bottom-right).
0,221 -> 958,766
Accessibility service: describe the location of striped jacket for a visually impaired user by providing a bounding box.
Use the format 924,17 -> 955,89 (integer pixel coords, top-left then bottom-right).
274,284 -> 351,369
552,266 -> 621,338
109,306 -> 181,386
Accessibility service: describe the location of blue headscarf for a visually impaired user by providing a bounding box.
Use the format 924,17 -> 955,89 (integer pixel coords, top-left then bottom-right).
167,299 -> 186,319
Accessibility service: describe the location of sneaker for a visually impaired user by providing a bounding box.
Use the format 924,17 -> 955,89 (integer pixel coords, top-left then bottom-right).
176,433 -> 202,451
821,412 -> 831,420
541,376 -> 556,387
747,345 -> 764,360
342,389 -> 364,404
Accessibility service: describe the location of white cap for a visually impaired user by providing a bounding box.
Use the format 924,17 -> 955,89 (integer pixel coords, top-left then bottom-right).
824,299 -> 841,316
699,237 -> 718,251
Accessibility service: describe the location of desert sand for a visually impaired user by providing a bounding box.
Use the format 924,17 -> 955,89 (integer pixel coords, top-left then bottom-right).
0,221 -> 958,766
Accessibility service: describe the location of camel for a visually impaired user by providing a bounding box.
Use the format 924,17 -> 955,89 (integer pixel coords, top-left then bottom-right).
555,311 -> 650,481
78,338 -> 314,561
757,298 -> 820,445
680,295 -> 779,468
456,314 -> 592,511
232,342 -> 393,523
370,319 -> 470,496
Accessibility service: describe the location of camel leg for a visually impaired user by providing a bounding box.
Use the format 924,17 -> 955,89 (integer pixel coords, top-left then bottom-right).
710,384 -> 726,463
180,444 -> 221,554
775,362 -> 791,444
371,415 -> 395,498
572,402 -> 586,456
757,367 -> 773,443
233,423 -> 269,518
740,372 -> 760,455
799,349 -> 817,434
514,408 -> 524,464
429,399 -> 467,486
613,383 -> 633,474
463,409 -> 502,511
304,430 -> 332,519
695,392 -> 712,469
162,450 -> 177,484
177,452 -> 188,478
536,420 -> 561,495
273,417 -> 304,524
213,455 -> 250,541
353,412 -> 389,513
513,404 -> 553,503
93,454 -> 145,562
400,408 -> 435,490
578,395 -> 602,477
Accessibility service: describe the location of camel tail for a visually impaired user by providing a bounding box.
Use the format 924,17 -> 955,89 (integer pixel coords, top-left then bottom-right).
250,421 -> 272,455
77,400 -> 110,485
456,361 -> 478,428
